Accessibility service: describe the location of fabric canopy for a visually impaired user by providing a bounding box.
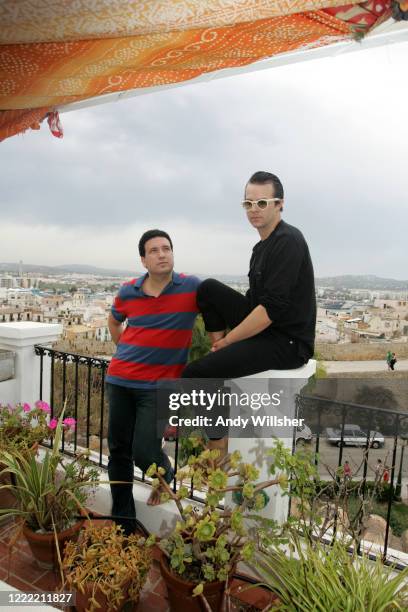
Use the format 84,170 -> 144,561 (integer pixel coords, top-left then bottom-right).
0,0 -> 403,142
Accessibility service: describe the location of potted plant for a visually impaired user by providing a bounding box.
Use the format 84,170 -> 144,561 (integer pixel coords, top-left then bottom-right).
0,400 -> 61,515
253,531 -> 408,610
62,522 -> 153,612
0,413 -> 99,569
147,439 -> 301,612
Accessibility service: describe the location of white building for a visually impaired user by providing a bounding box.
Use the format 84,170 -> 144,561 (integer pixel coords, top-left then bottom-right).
0,275 -> 16,289
368,315 -> 404,339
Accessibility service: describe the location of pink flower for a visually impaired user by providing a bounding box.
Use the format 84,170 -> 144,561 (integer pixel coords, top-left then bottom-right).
63,417 -> 76,431
48,418 -> 58,430
35,400 -> 51,413
23,403 -> 31,412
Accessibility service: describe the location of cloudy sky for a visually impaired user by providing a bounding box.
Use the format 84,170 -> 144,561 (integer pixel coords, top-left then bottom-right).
1,39 -> 407,279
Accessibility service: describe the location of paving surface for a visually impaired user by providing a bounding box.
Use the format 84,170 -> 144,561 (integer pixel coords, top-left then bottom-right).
323,359 -> 408,373
0,518 -> 272,611
0,518 -> 170,612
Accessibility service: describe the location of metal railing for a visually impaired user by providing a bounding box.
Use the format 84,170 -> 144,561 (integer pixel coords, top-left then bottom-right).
34,345 -> 408,562
294,393 -> 408,565
34,345 -> 184,492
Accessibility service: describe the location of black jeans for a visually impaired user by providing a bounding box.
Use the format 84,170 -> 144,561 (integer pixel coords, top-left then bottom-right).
106,382 -> 174,535
182,279 -> 306,379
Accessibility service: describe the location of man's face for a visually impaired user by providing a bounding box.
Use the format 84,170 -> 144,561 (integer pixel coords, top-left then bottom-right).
141,237 -> 174,276
244,182 -> 282,231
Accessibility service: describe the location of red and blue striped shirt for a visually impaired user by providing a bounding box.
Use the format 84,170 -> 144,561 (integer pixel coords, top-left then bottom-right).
106,272 -> 201,389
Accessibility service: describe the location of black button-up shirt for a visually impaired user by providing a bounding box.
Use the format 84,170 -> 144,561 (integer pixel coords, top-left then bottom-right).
248,220 -> 316,359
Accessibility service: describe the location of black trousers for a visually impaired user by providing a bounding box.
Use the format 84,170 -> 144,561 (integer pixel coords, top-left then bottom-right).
106,382 -> 174,535
182,279 -> 306,379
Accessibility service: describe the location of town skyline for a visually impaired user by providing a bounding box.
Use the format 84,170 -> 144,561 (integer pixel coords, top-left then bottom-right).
1,261 -> 408,288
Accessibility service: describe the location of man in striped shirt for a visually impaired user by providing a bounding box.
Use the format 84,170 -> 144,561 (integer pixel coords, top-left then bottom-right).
106,229 -> 200,534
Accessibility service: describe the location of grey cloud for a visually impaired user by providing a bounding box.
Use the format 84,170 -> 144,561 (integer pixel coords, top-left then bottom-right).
0,42 -> 407,277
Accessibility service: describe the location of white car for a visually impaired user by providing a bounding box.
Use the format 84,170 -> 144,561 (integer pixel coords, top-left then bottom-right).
325,423 -> 384,449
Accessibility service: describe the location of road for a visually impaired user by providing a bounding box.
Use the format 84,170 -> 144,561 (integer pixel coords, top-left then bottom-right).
323,359 -> 408,374
309,436 -> 408,483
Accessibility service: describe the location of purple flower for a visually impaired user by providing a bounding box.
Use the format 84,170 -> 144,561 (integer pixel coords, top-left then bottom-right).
63,417 -> 76,431
48,418 -> 58,430
23,403 -> 31,412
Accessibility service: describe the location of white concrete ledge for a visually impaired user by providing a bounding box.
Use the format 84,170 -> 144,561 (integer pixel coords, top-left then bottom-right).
0,322 -> 63,406
246,359 -> 316,380
0,322 -> 62,348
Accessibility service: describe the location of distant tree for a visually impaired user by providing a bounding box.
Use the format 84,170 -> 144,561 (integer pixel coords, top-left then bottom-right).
69,286 -> 78,294
354,385 -> 399,436
354,385 -> 397,411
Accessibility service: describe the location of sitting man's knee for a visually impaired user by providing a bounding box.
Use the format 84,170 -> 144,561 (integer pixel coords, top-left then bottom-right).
197,278 -> 220,300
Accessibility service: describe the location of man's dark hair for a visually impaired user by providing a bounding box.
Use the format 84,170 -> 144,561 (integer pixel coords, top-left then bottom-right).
138,229 -> 173,257
247,171 -> 284,200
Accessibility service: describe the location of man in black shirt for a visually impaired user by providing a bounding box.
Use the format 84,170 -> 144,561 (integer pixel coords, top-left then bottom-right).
182,170 -> 316,378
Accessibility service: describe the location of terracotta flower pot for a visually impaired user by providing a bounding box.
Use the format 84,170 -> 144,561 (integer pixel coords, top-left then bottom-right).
159,555 -> 227,612
23,518 -> 85,570
230,575 -> 281,610
71,578 -> 138,612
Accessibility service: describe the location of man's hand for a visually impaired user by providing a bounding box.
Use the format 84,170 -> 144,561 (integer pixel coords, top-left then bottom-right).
210,305 -> 272,352
211,337 -> 231,352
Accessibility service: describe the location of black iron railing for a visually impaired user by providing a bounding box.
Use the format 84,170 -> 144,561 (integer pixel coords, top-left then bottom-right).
295,393 -> 408,565
34,345 -> 183,491
34,345 -> 407,563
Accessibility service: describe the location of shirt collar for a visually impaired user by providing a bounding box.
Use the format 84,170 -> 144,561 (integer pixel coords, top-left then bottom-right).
134,271 -> 182,290
172,272 -> 183,285
134,274 -> 147,289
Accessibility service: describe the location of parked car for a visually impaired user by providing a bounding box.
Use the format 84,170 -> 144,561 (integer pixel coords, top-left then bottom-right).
325,423 -> 384,448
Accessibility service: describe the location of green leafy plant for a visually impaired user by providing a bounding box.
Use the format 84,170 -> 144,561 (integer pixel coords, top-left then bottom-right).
0,413 -> 99,532
147,439 -> 311,593
62,522 -> 153,612
178,431 -> 207,467
189,315 -> 211,363
254,533 -> 408,611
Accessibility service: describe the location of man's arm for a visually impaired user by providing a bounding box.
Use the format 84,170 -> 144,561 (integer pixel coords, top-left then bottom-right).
211,305 -> 271,351
108,312 -> 124,345
212,233 -> 304,352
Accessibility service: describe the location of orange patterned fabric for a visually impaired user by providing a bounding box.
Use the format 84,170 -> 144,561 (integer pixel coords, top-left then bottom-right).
0,0 -> 363,44
0,13 -> 351,112
0,107 -> 50,142
0,0 -> 352,140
